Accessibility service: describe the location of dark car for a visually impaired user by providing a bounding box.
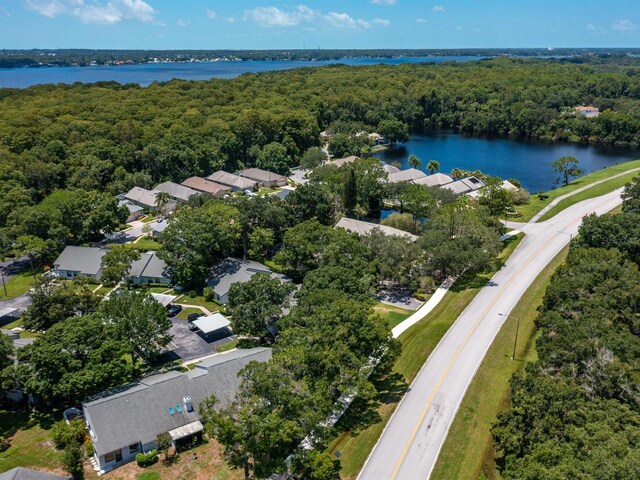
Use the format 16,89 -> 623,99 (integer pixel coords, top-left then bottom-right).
166,304 -> 182,317
187,312 -> 203,331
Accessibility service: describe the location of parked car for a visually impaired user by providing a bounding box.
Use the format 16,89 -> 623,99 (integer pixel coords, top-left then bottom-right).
187,312 -> 203,331
166,304 -> 182,317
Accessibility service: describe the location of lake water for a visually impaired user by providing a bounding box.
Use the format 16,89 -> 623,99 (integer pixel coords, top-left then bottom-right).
0,56 -> 484,89
374,131 -> 640,193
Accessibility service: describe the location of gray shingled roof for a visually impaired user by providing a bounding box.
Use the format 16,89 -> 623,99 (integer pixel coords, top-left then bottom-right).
154,182 -> 200,202
83,348 -> 272,456
207,171 -> 257,190
0,468 -> 69,480
443,176 -> 485,195
207,258 -> 290,299
181,177 -> 232,196
329,155 -> 359,168
128,252 -> 170,281
125,187 -> 159,209
239,168 -> 287,183
53,246 -> 107,276
387,168 -> 427,183
335,217 -> 418,242
412,173 -> 453,187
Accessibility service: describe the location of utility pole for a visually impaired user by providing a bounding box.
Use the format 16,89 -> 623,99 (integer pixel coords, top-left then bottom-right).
499,313 -> 522,360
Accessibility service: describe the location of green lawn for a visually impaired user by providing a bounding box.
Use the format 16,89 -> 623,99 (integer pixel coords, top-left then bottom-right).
538,170 -> 640,221
514,159 -> 640,221
131,237 -> 162,251
175,294 -> 220,314
0,270 -> 37,301
0,409 -> 63,474
216,339 -> 239,353
372,303 -> 413,330
176,307 -> 203,321
430,246 -> 569,480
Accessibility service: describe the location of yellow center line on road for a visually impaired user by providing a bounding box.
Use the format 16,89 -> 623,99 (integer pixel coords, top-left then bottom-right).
389,216 -> 583,480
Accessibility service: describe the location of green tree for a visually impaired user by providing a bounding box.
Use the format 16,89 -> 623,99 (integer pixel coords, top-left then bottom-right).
622,175 -> 640,214
0,333 -> 14,371
247,227 -> 275,263
380,212 -> 415,233
427,160 -> 440,174
154,191 -> 171,216
300,146 -> 328,170
291,450 -> 341,480
256,142 -> 292,175
12,235 -> 47,274
552,156 -> 584,186
101,291 -> 172,362
100,245 -> 141,287
159,201 -> 241,286
478,176 -> 514,217
16,315 -> 134,405
408,154 -> 421,169
156,432 -> 172,460
401,184 -> 435,233
62,440 -> 84,480
228,273 -> 295,339
344,169 -> 358,212
377,119 -> 409,146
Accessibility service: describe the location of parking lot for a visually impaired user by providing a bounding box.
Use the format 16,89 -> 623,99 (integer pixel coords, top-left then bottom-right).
165,316 -> 236,362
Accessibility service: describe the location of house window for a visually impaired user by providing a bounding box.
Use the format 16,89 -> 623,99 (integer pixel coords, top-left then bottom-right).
104,449 -> 123,463
129,443 -> 139,454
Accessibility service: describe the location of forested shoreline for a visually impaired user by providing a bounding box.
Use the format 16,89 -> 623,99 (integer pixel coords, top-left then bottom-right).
2,56 -> 640,258
492,177 -> 640,478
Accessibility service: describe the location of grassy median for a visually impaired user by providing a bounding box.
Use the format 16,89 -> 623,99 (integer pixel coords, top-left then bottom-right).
327,234 -> 523,479
430,245 -> 569,480
515,159 -> 640,221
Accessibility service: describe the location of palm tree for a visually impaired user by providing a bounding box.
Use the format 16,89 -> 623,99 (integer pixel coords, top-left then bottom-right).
408,154 -> 421,170
154,191 -> 171,217
427,160 -> 440,175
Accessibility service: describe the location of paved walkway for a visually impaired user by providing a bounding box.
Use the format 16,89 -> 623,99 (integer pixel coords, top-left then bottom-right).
529,167 -> 640,223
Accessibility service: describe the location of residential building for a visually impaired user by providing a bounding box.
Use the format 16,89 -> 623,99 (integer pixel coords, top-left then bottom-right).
83,348 -> 272,474
443,176 -> 486,195
207,258 -> 291,304
181,177 -> 232,198
276,187 -> 295,200
329,155 -> 359,168
124,187 -> 160,210
118,199 -> 144,223
368,132 -> 387,145
467,179 -> 520,200
128,252 -> 171,285
0,467 -> 69,480
382,164 -> 401,175
412,173 -> 454,187
238,168 -> 288,188
154,182 -> 200,203
53,246 -> 107,280
151,219 -> 168,237
387,168 -> 427,184
207,171 -> 257,192
335,217 -> 418,242
575,105 -> 600,118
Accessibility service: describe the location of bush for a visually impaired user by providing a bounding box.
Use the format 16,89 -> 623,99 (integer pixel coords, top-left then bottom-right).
0,437 -> 9,452
512,188 -> 530,205
188,290 -> 197,298
202,287 -> 214,301
51,420 -> 87,450
136,450 -> 159,467
84,439 -> 94,457
62,441 -> 84,480
537,192 -> 549,200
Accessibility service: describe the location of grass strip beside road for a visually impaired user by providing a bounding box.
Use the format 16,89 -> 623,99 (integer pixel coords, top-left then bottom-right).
514,159 -> 640,221
327,236 -> 522,479
0,270 -> 37,301
430,245 -> 569,480
538,170 -> 639,221
372,303 -> 414,330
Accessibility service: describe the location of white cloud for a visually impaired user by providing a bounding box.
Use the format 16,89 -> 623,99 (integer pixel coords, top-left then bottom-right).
177,18 -> 189,27
372,18 -> 390,26
455,25 -> 463,30
26,0 -> 156,24
205,9 -> 217,20
613,19 -> 635,32
432,5 -> 445,12
372,0 -> 396,5
325,11 -> 371,29
416,18 -> 427,23
587,23 -> 596,31
243,5 -> 316,27
226,16 -> 236,23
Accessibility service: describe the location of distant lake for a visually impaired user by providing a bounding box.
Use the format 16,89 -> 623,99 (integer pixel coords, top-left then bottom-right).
0,56 -> 484,89
374,131 -> 640,193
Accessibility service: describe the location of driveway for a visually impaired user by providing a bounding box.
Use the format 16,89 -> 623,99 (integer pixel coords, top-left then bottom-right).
165,316 -> 235,362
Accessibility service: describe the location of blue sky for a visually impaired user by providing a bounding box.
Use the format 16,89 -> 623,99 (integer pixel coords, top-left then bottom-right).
1,0 -> 639,49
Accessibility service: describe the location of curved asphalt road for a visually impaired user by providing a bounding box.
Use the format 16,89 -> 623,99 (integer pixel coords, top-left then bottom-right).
358,188 -> 625,480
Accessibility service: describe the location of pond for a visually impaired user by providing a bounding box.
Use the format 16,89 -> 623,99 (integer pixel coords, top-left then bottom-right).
374,131 -> 640,193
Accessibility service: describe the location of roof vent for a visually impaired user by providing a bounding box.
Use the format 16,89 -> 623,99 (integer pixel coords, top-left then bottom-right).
183,396 -> 193,412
